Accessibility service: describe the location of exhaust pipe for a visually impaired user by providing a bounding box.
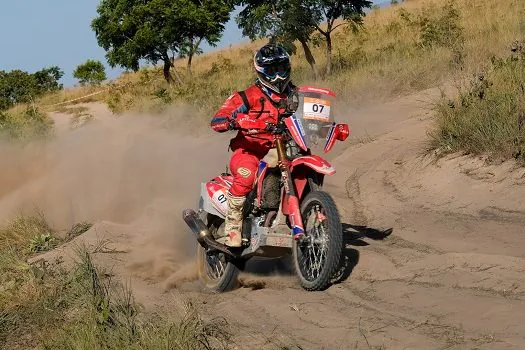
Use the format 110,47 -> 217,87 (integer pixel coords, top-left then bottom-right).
182,209 -> 236,257
182,209 -> 211,244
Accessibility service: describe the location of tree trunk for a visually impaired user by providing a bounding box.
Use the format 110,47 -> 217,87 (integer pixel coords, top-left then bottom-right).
162,50 -> 183,84
186,37 -> 203,77
187,52 -> 194,77
298,38 -> 319,79
163,59 -> 175,84
325,33 -> 333,76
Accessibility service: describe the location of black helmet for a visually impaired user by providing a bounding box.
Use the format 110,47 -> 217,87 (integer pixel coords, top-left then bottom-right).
254,44 -> 291,94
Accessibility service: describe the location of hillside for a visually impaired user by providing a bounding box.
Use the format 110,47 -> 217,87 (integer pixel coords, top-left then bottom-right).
34,0 -> 523,116
16,0 -> 521,164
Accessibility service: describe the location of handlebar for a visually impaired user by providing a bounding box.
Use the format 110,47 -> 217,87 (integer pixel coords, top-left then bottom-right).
233,122 -> 285,135
232,109 -> 293,135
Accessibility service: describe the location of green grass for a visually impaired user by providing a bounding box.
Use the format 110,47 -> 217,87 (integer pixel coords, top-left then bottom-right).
44,249 -> 231,350
429,45 -> 525,163
0,214 -> 230,350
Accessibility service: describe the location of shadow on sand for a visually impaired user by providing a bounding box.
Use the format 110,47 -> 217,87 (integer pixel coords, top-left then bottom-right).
330,224 -> 393,285
241,223 -> 393,288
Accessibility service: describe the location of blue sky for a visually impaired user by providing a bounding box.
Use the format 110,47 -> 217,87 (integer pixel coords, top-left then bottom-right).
0,1 -> 387,87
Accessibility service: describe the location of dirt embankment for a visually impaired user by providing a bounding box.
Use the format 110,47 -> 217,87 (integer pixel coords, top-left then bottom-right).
7,91 -> 525,349
2,104 -> 231,291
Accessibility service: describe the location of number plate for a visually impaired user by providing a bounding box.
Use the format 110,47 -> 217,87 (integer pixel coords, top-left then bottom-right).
303,97 -> 331,121
211,190 -> 228,214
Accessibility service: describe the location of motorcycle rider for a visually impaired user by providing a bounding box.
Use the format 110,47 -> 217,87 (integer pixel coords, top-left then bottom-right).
210,44 -> 295,247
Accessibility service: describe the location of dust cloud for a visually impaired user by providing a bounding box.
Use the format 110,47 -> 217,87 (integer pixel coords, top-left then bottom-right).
0,109 -> 231,287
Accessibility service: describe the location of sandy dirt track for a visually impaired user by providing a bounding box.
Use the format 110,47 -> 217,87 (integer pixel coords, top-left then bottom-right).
24,89 -> 525,350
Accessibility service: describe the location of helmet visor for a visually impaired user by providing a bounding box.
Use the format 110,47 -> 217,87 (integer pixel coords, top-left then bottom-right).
262,60 -> 290,79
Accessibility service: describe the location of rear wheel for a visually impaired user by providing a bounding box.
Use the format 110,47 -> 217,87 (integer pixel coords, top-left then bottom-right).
197,219 -> 240,292
292,191 -> 343,291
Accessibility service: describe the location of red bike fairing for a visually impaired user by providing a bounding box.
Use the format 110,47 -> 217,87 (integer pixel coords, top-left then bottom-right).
280,156 -> 336,216
206,175 -> 233,215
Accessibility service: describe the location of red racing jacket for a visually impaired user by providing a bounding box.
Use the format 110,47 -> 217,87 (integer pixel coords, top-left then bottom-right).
211,82 -> 293,156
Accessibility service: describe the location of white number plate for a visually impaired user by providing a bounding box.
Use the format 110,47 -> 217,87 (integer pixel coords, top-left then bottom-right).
303,97 -> 331,121
212,190 -> 228,214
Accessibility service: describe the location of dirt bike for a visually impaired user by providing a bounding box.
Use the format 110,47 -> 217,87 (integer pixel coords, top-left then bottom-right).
183,86 -> 350,292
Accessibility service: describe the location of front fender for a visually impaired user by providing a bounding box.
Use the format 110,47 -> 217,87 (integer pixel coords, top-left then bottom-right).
290,155 -> 336,176
281,156 -> 335,216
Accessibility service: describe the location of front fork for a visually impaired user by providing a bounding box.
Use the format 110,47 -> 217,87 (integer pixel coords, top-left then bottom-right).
276,137 -> 305,239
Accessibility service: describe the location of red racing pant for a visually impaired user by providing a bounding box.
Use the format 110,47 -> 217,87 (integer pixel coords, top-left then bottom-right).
229,148 -> 266,197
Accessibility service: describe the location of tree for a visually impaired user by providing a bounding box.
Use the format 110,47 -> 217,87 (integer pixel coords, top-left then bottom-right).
311,0 -> 372,75
0,67 -> 63,111
178,0 -> 233,75
0,70 -> 36,110
33,66 -> 64,94
74,59 -> 107,86
179,37 -> 204,76
91,0 -> 233,83
237,0 -> 372,76
237,0 -> 321,78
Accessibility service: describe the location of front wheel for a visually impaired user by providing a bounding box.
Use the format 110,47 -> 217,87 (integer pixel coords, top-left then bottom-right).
292,191 -> 343,291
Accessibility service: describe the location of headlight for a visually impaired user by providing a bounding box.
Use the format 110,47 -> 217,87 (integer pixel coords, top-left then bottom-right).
285,139 -> 301,159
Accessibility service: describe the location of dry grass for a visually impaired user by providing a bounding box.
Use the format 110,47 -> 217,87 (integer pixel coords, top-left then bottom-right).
31,0 -> 522,119
429,45 -> 525,163
0,213 -> 230,350
0,104 -> 54,141
5,0 -> 525,156
37,85 -> 109,110
0,1 -> 509,117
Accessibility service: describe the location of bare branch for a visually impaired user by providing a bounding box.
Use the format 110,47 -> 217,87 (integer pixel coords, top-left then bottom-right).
315,24 -> 327,36
331,22 -> 345,33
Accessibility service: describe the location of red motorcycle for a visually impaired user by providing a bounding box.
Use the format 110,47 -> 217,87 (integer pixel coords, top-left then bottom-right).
183,86 -> 350,292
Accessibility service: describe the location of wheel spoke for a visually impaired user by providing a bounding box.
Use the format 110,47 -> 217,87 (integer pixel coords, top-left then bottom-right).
297,203 -> 330,282
205,252 -> 226,280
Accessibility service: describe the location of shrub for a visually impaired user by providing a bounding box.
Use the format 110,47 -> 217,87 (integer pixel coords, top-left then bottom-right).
0,67 -> 63,111
0,106 -> 54,141
0,214 -> 230,350
73,59 -> 107,86
430,43 -> 525,162
418,2 -> 464,50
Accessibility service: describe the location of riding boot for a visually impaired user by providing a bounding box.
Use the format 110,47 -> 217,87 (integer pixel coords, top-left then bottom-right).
220,192 -> 245,247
